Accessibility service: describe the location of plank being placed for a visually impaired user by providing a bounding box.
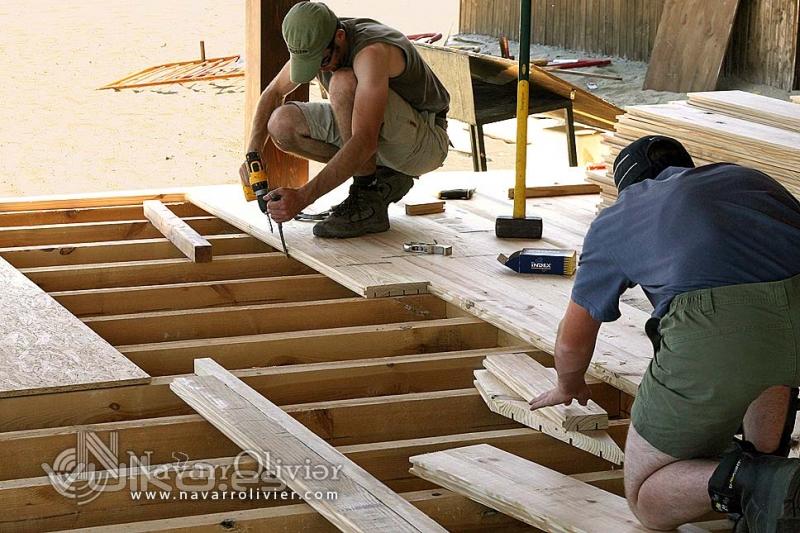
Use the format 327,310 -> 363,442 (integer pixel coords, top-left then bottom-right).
474,370 -> 623,465
170,358 -> 447,533
0,256 -> 148,398
143,200 -> 212,262
483,353 -> 608,431
409,444 -> 704,533
186,186 -> 429,298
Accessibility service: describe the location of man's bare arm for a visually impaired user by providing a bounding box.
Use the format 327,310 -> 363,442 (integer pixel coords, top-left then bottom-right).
529,299 -> 601,409
246,62 -> 299,154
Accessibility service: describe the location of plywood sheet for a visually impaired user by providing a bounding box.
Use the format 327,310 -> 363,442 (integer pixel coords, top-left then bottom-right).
644,0 -> 740,92
0,257 -> 148,397
189,171 -> 653,397
688,90 -> 800,133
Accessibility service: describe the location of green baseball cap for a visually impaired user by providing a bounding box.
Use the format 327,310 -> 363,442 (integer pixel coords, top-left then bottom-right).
282,2 -> 339,84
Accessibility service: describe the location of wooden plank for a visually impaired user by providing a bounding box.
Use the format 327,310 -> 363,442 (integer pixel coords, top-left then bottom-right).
0,346 -> 535,432
22,252 -> 312,292
143,200 -> 212,262
0,216 -> 236,247
474,370 -> 624,465
0,233 -> 269,268
404,201 -> 446,216
410,444 -> 704,533
508,183 -> 600,199
413,46 -> 476,124
483,354 -> 608,431
51,274 -> 355,317
187,187 -> 430,298
82,294 -> 447,344
245,0 -> 308,189
0,257 -> 148,398
0,202 -> 206,227
643,0 -> 740,92
171,358 -> 447,532
117,316 -> 499,376
688,90 -> 800,133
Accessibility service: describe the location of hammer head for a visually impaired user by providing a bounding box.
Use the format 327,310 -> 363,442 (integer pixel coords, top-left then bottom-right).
495,215 -> 543,239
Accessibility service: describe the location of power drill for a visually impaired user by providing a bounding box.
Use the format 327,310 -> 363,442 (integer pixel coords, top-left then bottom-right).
245,151 -> 288,256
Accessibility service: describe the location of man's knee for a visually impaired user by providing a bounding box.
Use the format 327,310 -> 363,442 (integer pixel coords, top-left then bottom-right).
267,105 -> 305,151
327,68 -> 356,103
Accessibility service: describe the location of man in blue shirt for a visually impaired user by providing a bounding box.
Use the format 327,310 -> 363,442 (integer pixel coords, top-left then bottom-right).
530,136 -> 800,532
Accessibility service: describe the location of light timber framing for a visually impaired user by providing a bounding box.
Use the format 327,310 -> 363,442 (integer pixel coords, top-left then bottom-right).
143,200 -> 213,262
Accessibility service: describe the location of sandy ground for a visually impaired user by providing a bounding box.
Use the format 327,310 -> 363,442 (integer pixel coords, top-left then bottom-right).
1,1 -> 792,199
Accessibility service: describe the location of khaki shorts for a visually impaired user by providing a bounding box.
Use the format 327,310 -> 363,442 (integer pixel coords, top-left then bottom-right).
631,274 -> 800,459
291,89 -> 449,176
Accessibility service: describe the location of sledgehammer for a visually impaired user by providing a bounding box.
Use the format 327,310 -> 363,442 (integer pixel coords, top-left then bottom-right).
495,0 -> 543,240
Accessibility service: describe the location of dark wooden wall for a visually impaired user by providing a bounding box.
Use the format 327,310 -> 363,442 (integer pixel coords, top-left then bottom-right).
459,0 -> 800,89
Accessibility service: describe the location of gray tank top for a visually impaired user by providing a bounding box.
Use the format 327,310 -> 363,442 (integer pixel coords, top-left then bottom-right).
319,17 -> 450,128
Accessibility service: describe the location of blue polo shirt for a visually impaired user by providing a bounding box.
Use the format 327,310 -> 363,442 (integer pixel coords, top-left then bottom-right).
572,163 -> 800,321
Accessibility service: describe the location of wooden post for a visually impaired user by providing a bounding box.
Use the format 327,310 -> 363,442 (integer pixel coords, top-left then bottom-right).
199,40 -> 205,61
244,0 -> 309,189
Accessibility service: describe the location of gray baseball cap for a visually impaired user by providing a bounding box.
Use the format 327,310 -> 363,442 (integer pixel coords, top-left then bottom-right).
282,2 -> 339,83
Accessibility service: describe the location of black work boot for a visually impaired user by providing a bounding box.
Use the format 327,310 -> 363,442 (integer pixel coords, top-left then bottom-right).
709,441 -> 800,532
374,166 -> 415,203
312,183 -> 389,238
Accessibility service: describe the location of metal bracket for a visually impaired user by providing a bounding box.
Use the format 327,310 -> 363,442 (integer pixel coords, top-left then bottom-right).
294,211 -> 330,222
403,241 -> 453,256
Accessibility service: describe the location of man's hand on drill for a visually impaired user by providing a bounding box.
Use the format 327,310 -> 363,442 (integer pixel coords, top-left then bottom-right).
267,188 -> 309,223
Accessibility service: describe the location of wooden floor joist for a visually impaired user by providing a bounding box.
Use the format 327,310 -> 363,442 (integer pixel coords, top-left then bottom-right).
170,358 -> 447,533
51,274 -> 356,316
143,200 -> 213,262
0,201 -> 207,227
0,233 -> 270,268
22,252 -> 313,291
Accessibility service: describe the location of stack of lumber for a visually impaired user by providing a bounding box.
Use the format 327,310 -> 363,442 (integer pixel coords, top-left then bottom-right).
591,90 -> 800,211
475,353 -> 624,465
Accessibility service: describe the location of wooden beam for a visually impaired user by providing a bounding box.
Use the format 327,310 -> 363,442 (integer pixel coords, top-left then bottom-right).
484,353 -> 608,431
82,294 -> 446,344
404,201 -> 446,216
0,346 -> 535,432
507,183 -> 601,199
245,0 -> 308,189
142,200 -> 212,262
0,216 -> 236,247
410,445 -> 704,533
0,257 -> 148,398
0,202 -> 206,227
116,317 -> 499,375
0,389 -> 519,481
474,370 -> 624,465
22,252 -> 313,292
51,274 -> 355,317
0,233 -> 270,268
171,358 -> 447,532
